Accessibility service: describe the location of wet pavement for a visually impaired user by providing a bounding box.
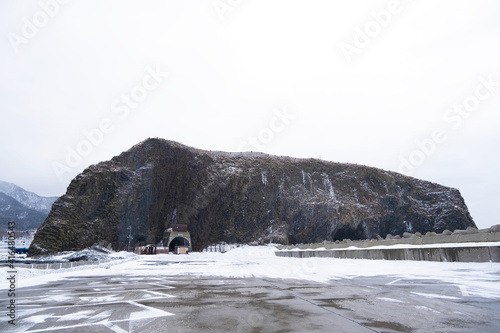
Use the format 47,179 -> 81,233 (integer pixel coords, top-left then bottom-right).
3,270 -> 500,332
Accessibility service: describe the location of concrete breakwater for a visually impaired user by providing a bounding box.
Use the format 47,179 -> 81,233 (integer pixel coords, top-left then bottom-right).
275,226 -> 500,263
25,260 -> 107,270
275,244 -> 500,262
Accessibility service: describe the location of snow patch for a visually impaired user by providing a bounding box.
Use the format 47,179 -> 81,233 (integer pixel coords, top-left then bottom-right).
261,172 -> 268,185
414,305 -> 440,314
377,297 -> 404,303
411,292 -> 460,300
57,310 -> 94,321
322,174 -> 336,202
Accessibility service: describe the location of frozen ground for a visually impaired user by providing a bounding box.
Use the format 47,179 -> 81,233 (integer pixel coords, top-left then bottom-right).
1,246 -> 500,332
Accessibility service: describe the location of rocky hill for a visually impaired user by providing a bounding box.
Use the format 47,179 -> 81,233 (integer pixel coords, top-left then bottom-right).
29,138 -> 475,255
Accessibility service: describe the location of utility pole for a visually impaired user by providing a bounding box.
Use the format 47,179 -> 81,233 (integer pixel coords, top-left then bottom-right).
127,225 -> 133,252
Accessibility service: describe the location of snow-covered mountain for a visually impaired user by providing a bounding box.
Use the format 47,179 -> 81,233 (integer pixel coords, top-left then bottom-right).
0,192 -> 48,230
0,180 -> 58,214
0,181 -> 59,231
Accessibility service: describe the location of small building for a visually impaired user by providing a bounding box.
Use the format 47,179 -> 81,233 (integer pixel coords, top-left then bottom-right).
163,224 -> 192,253
174,246 -> 188,255
156,247 -> 169,254
135,244 -> 169,255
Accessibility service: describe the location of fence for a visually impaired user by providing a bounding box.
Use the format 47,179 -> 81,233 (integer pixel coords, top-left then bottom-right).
20,260 -> 108,270
203,243 -> 240,253
203,243 -> 225,252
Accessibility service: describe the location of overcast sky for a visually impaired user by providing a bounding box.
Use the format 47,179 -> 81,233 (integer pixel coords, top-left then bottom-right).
1,0 -> 499,229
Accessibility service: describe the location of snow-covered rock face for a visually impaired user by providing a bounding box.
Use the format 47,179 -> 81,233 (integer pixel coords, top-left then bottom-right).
29,138 -> 475,256
65,246 -> 113,262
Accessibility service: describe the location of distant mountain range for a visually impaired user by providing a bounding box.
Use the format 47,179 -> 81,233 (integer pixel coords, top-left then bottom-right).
0,180 -> 58,230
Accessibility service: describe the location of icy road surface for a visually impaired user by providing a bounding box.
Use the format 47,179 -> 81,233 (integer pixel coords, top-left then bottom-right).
2,246 -> 500,332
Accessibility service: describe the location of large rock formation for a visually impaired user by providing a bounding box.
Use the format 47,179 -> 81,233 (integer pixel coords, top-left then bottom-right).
29,138 -> 475,255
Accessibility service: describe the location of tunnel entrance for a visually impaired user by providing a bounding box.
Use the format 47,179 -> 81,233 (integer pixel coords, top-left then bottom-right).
168,237 -> 190,252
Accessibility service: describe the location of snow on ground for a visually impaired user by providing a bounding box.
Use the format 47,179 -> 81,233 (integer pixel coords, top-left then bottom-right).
0,250 -> 138,289
3,245 -> 500,299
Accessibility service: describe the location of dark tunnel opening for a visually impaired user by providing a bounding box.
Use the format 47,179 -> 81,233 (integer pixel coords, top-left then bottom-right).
332,223 -> 367,242
168,237 -> 190,252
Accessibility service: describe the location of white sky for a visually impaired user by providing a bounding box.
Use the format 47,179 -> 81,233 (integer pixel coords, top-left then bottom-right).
1,0 -> 499,229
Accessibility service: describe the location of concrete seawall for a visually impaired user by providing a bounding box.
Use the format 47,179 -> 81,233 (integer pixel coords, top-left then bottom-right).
24,260 -> 106,269
275,244 -> 500,262
276,227 -> 500,262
